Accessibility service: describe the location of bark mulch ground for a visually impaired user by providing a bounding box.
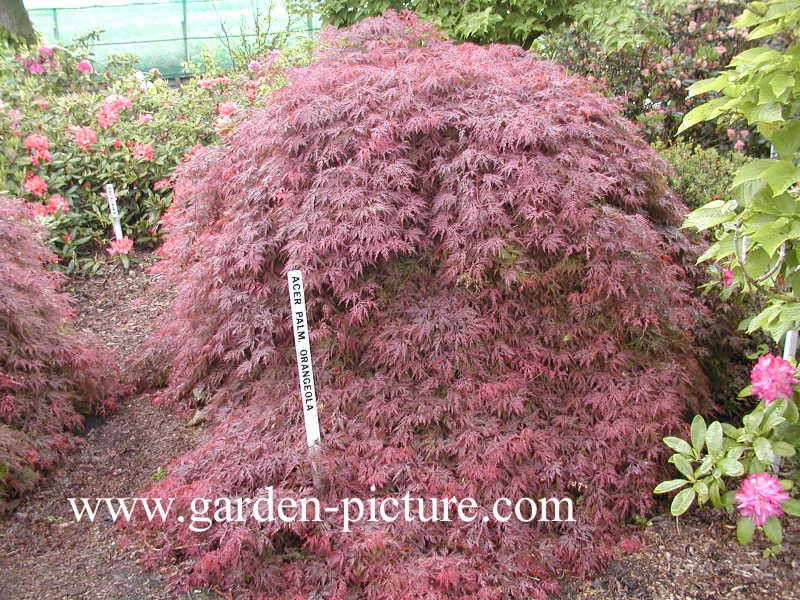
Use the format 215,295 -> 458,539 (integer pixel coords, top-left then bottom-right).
1,252 -> 798,599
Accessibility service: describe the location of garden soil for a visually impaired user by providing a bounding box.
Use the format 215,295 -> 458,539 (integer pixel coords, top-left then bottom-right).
0,252 -> 798,600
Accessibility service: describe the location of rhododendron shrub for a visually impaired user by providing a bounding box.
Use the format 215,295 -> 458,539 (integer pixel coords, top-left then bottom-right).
0,198 -> 122,511
0,39 -> 291,273
135,12 -> 713,598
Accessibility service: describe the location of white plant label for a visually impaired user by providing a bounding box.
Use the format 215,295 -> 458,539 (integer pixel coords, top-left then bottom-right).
288,270 -> 321,447
104,183 -> 123,241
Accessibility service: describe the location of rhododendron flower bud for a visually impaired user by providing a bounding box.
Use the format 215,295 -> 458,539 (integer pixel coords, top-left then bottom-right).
721,267 -> 734,286
734,472 -> 790,526
76,59 -> 93,74
750,353 -> 797,404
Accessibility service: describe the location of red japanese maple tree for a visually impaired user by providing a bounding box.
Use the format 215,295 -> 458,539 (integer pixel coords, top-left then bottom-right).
135,11 -> 712,598
0,197 -> 121,512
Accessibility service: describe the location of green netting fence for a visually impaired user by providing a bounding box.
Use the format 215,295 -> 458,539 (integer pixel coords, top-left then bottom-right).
25,0 -> 321,77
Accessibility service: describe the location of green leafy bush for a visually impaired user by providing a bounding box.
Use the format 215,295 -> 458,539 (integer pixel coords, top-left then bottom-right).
658,141 -> 752,210
537,0 -> 753,147
681,0 -> 800,342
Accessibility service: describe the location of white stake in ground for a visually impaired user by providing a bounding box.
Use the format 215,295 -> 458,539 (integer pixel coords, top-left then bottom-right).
104,183 -> 123,241
288,270 -> 321,447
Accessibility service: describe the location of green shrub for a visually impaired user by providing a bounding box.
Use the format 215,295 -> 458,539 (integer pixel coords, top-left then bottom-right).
658,141 -> 751,211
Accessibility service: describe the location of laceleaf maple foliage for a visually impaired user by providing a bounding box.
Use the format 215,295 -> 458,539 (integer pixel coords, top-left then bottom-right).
135,11 -> 713,598
0,197 -> 120,512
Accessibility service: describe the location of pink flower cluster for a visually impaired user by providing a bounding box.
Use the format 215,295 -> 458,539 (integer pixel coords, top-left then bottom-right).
727,128 -> 750,152
132,143 -> 154,161
96,94 -> 132,128
76,59 -> 93,74
107,236 -> 134,256
734,472 -> 790,526
217,102 -> 237,116
198,76 -> 231,90
24,173 -> 47,198
24,134 -> 51,165
29,194 -> 69,218
68,125 -> 98,152
19,46 -> 58,75
750,353 -> 798,405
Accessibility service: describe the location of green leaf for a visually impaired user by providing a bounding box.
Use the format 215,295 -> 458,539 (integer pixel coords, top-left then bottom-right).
763,516 -> 782,544
690,415 -> 707,454
709,481 -> 722,508
677,97 -> 727,133
782,498 -> 800,517
693,480 -> 709,505
753,437 -> 775,462
718,457 -> 745,477
732,159 -> 774,189
705,421 -> 723,455
771,120 -> 800,156
695,454 -> 715,478
737,516 -> 755,545
682,200 -> 736,231
654,479 -> 689,494
762,160 -> 800,196
672,454 -> 695,481
663,436 -> 693,455
743,410 -> 763,432
775,439 -> 798,457
670,488 -> 696,516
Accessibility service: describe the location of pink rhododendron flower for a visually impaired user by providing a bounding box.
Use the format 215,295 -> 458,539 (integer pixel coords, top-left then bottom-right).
24,134 -> 51,165
7,109 -> 20,119
68,125 -> 98,151
248,59 -> 260,72
734,472 -> 790,526
137,113 -> 153,124
213,115 -> 234,135
24,173 -> 47,198
76,59 -> 93,74
38,46 -> 53,57
751,353 -> 797,404
132,143 -> 154,161
107,236 -> 134,255
28,202 -> 50,218
32,96 -> 48,110
28,62 -> 44,75
722,267 -> 734,286
24,133 -> 49,154
217,101 -> 237,116
734,140 -> 745,151
46,194 -> 69,213
95,94 -> 132,128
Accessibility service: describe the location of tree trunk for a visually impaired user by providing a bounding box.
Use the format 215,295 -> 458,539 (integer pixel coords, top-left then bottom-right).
0,0 -> 37,45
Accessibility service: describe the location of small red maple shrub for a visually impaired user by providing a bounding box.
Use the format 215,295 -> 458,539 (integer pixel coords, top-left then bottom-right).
135,11 -> 713,598
0,197 -> 121,512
